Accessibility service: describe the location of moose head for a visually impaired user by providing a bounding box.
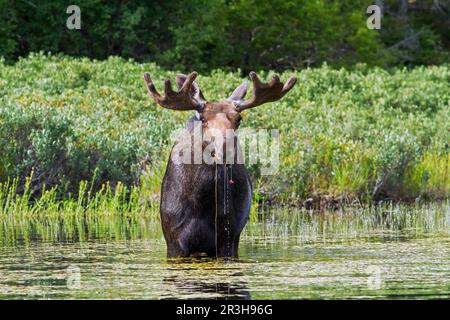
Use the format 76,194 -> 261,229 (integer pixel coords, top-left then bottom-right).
143,71 -> 297,136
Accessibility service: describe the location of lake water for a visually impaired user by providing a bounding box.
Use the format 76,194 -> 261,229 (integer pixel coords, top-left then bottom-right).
0,203 -> 449,299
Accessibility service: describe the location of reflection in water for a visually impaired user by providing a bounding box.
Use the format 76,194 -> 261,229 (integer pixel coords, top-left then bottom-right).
162,274 -> 250,300
162,259 -> 250,299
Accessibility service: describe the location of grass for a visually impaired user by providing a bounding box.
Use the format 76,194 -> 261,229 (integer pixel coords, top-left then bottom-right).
1,171 -> 447,245
243,201 -> 450,246
0,174 -> 160,245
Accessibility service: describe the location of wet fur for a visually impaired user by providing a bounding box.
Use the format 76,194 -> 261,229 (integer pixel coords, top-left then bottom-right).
160,116 -> 251,258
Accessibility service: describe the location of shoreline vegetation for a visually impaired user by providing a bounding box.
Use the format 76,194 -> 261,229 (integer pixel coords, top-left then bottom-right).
0,174 -> 448,245
0,54 -> 449,217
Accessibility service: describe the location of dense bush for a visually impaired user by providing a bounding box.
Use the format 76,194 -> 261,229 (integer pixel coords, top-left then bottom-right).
1,1 -> 449,72
0,54 -> 449,202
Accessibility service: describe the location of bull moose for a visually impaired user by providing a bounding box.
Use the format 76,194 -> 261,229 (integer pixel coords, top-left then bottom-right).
143,71 -> 297,258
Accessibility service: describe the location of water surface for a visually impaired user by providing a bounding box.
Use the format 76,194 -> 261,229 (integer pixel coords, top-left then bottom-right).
0,203 -> 449,299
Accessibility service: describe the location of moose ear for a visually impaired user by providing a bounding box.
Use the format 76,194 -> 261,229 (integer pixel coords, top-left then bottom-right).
176,73 -> 207,103
228,80 -> 248,101
175,74 -> 189,91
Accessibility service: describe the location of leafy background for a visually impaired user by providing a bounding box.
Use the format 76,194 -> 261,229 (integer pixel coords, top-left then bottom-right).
0,54 -> 448,204
0,0 -> 449,72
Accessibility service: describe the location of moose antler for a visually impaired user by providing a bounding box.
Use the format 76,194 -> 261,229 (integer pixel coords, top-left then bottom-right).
234,71 -> 297,111
143,71 -> 206,111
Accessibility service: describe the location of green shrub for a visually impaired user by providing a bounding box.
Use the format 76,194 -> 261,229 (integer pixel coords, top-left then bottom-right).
0,54 -> 448,202
1,1 -> 448,71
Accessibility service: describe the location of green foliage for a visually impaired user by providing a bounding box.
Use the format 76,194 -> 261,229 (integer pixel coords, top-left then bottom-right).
159,0 -> 401,71
0,54 -> 449,203
0,1 -> 448,72
380,0 -> 450,66
0,176 -> 160,245
0,0 -> 181,61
